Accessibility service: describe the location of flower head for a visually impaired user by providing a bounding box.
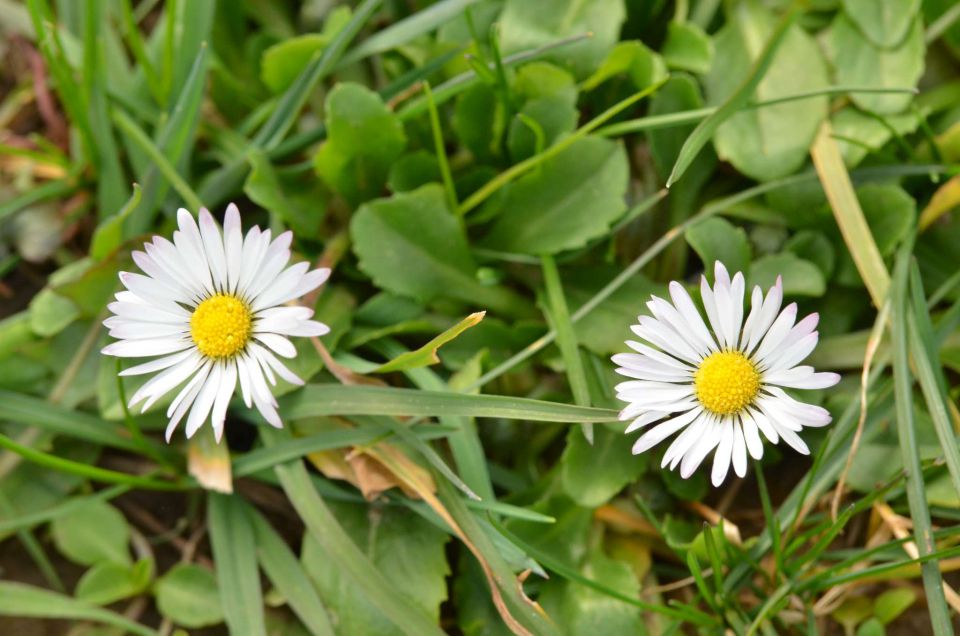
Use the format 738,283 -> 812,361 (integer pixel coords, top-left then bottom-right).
612,261 -> 840,486
102,205 -> 330,442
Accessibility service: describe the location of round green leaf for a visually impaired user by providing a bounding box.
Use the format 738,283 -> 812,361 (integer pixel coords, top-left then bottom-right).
842,0 -> 921,48
686,217 -> 752,277
480,136 -> 629,255
748,253 -> 826,297
662,21 -> 714,74
560,423 -> 647,507
51,499 -> 131,567
155,564 -> 224,629
874,587 -> 917,624
75,560 -> 152,606
705,2 -> 829,181
830,14 -> 924,115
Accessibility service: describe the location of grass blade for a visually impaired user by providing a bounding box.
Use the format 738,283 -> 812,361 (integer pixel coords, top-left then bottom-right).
207,493 -> 267,636
0,582 -> 156,636
810,121 -> 890,307
338,0 -> 482,67
248,504 -> 335,636
541,254 -> 593,443
890,238 -> 952,635
278,384 -> 620,422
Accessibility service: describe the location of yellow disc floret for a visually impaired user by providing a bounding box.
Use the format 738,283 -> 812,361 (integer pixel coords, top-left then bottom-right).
694,351 -> 760,416
190,294 -> 252,359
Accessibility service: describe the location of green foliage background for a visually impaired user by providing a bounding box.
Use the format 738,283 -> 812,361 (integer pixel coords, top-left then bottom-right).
2,0 -> 960,633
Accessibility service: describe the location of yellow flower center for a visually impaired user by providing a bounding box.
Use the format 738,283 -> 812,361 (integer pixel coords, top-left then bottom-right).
694,351 -> 760,416
190,294 -> 252,359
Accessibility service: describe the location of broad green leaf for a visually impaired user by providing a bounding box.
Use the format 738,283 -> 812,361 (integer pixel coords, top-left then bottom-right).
662,21 -> 714,74
388,151 -> 441,193
245,150 -> 326,237
351,185 -> 530,316
481,136 -> 628,254
704,1 -> 828,181
857,184 -> 916,255
28,288 -> 79,337
539,548 -> 644,634
830,14 -> 924,115
831,106 -> 919,167
507,63 -> 579,160
453,83 -> 503,162
0,582 -> 155,636
207,494 -> 266,636
154,563 -> 224,629
279,384 -> 620,422
685,217 -> 752,276
581,41 -> 667,91
314,82 -> 406,205
784,231 -> 836,279
260,9 -> 351,93
856,618 -> 886,636
565,266 -> 664,356
90,184 -> 141,261
51,499 -> 131,567
374,312 -> 485,373
842,0 -> 921,48
560,423 -> 646,507
499,0 -> 626,78
302,500 -> 450,635
75,560 -> 152,606
749,253 -> 826,297
874,587 -> 917,624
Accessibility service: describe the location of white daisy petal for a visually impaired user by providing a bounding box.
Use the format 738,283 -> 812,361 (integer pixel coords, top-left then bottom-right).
198,208 -> 229,292
711,421 -> 735,486
679,416 -> 722,478
631,319 -> 700,364
663,412 -> 710,470
764,366 -> 841,390
211,362 -> 238,443
647,297 -> 711,358
624,341 -> 694,371
700,275 -> 725,347
254,332 -> 297,358
752,303 -> 798,364
101,337 -> 193,358
174,209 -> 215,295
668,282 -> 719,353
743,277 -> 783,354
185,363 -> 221,439
251,266 -> 330,312
250,342 -> 304,386
165,361 -> 211,442
224,204 -> 243,294
632,407 -> 703,454
748,406 -> 779,444
740,412 -> 765,460
732,422 -> 748,478
245,232 -> 293,302
624,410 -> 668,433
119,349 -> 194,376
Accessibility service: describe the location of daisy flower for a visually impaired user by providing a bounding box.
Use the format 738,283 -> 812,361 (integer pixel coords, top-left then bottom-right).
102,205 -> 330,443
612,261 -> 840,486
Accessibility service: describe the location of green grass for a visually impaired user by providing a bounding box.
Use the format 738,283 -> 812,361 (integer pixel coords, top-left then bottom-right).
2,0 -> 960,634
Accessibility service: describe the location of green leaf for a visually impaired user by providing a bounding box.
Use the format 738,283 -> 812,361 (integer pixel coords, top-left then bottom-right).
375,312 -> 485,373
499,0 -> 626,78
50,499 -> 131,567
314,82 -> 406,205
480,136 -> 628,254
703,2 -> 828,181
565,266 -> 664,356
248,507 -> 334,636
831,106 -> 919,168
507,63 -> 579,161
351,184 -> 530,317
207,494 -> 266,636
539,547 -> 644,633
260,10 -> 350,93
278,383 -> 620,423
154,563 -> 224,629
90,184 -> 141,261
302,500 -> 450,635
0,582 -> 156,636
685,217 -> 752,276
560,423 -> 646,506
662,21 -> 714,75
874,587 -> 917,624
748,253 -> 826,297
581,40 -> 667,91
784,230 -> 836,279
388,151 -> 441,193
830,14 -> 924,115
28,288 -> 79,337
857,184 -> 916,255
856,618 -> 886,636
75,560 -> 152,606
842,0 -> 921,48
245,150 -> 325,237
453,83 -> 503,162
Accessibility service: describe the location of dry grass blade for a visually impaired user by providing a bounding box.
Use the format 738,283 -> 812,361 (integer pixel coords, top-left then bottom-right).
810,121 -> 890,308
918,173 -> 960,231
